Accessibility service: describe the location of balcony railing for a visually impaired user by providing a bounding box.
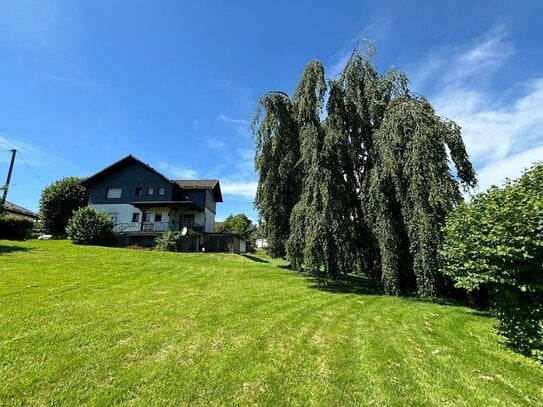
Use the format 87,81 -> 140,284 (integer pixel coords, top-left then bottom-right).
113,221 -> 204,234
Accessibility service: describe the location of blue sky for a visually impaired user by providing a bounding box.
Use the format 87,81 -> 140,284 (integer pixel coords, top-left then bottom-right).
1,1 -> 542,222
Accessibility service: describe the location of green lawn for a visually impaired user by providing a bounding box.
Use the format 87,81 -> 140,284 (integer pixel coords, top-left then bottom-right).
1,240 -> 542,406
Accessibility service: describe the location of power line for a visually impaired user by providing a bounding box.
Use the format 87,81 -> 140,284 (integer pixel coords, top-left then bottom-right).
17,151 -> 47,187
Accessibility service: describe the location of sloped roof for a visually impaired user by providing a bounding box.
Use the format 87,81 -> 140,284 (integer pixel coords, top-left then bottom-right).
4,200 -> 39,219
80,155 -> 223,202
174,180 -> 223,202
81,155 -> 174,187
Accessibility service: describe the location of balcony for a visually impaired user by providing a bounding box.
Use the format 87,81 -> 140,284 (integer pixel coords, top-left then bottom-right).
113,221 -> 204,234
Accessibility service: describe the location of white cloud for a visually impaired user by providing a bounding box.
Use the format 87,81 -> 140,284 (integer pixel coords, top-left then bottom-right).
326,10 -> 393,79
205,138 -> 226,150
435,79 -> 543,163
157,163 -> 199,179
220,181 -> 257,198
218,114 -> 249,126
475,145 -> 543,192
409,25 -> 514,93
217,114 -> 251,139
410,25 -> 543,193
448,28 -> 514,85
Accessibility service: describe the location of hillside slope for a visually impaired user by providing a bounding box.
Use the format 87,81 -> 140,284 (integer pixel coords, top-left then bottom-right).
1,240 -> 541,406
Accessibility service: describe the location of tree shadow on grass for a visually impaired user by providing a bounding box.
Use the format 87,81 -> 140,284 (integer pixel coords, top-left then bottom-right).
306,275 -> 495,312
0,244 -> 33,255
465,309 -> 492,318
308,274 -> 383,296
401,295 -> 494,316
241,254 -> 270,263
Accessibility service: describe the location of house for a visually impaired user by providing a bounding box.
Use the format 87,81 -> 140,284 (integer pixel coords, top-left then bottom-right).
3,200 -> 40,221
81,155 -> 222,248
255,238 -> 269,249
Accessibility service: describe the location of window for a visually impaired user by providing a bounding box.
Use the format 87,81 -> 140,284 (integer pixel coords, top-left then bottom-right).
106,188 -> 122,199
143,212 -> 151,222
157,187 -> 165,196
147,187 -> 154,196
135,187 -> 143,196
132,213 -> 140,222
181,214 -> 194,227
155,213 -> 162,222
109,213 -> 119,224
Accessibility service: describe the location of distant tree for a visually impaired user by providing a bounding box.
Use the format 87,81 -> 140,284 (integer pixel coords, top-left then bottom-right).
222,213 -> 254,240
40,177 -> 89,237
442,163 -> 543,361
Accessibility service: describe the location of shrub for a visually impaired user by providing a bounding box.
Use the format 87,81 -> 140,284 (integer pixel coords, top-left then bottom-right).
0,214 -> 34,240
155,231 -> 183,252
442,163 -> 543,361
155,230 -> 197,252
40,177 -> 88,237
66,207 -> 115,246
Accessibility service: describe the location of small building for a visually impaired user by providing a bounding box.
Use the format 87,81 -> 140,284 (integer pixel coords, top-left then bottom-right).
3,201 -> 40,221
204,229 -> 248,254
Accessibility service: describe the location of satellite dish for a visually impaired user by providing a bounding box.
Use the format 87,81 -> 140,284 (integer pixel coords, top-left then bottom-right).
181,226 -> 188,236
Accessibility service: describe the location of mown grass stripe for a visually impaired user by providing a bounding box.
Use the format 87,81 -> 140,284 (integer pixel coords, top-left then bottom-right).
0,240 -> 542,406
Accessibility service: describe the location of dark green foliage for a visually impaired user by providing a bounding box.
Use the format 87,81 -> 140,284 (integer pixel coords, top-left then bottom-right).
40,177 -> 89,237
286,61 -> 328,273
369,96 -> 476,296
66,207 -> 115,246
221,214 -> 254,240
252,92 -> 299,258
442,163 -> 543,361
155,230 -> 195,252
0,214 -> 34,240
0,195 -> 5,216
253,46 -> 476,295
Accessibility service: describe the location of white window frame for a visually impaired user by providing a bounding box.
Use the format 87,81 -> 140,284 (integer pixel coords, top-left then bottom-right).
106,188 -> 122,199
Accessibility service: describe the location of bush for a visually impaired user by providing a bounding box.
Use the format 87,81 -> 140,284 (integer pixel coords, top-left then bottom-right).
66,207 -> 115,246
0,214 -> 34,240
155,230 -> 197,252
40,177 -> 89,237
442,163 -> 543,361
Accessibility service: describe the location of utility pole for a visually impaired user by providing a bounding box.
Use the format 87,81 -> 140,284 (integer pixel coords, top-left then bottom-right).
2,149 -> 16,203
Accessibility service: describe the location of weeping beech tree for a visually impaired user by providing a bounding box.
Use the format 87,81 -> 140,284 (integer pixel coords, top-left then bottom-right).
252,46 -> 476,296
369,95 -> 476,295
252,92 -> 299,258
